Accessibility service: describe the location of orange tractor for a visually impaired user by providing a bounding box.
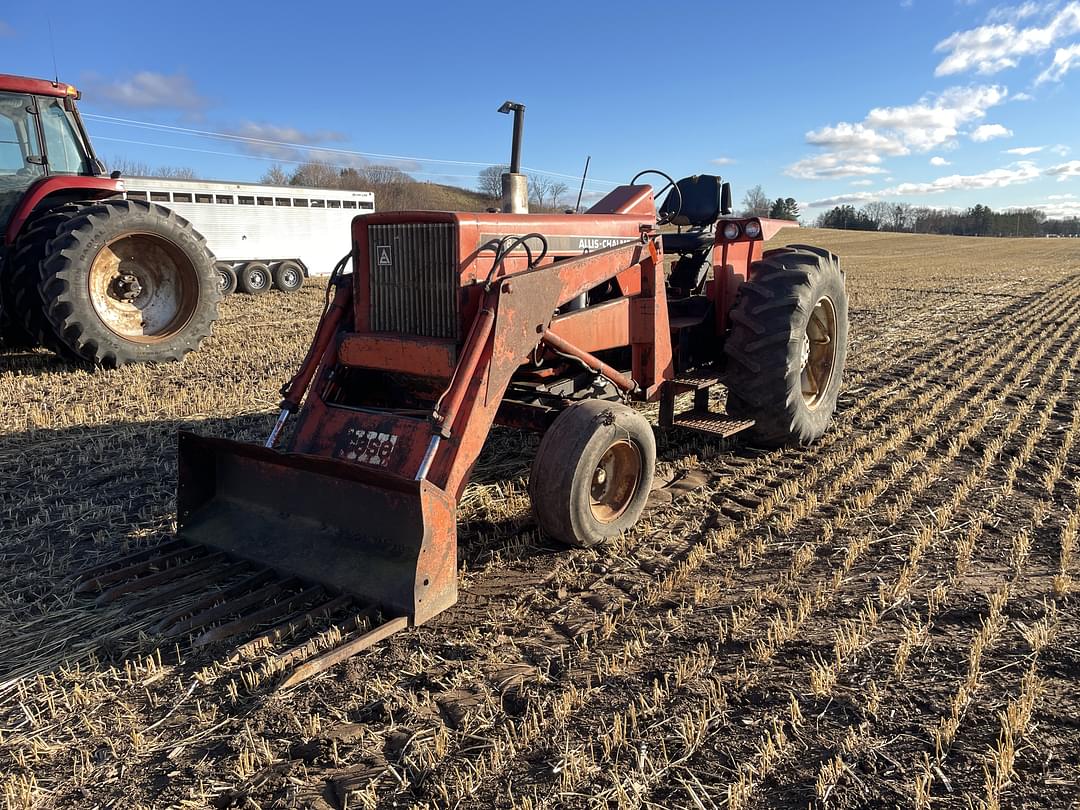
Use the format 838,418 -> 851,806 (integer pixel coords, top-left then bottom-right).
0,74 -> 219,365
79,105 -> 847,685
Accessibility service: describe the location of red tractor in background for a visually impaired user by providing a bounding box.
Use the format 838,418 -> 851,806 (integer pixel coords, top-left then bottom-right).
0,74 -> 219,366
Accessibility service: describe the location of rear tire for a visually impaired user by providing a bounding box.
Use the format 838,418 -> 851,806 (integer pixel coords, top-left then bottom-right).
724,245 -> 848,447
529,399 -> 656,548
216,263 -> 238,296
237,262 -> 272,295
271,260 -> 304,292
2,203 -> 87,356
38,199 -> 221,366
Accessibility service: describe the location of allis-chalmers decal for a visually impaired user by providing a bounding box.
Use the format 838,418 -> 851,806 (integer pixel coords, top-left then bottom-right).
340,428 -> 398,467
479,234 -> 637,254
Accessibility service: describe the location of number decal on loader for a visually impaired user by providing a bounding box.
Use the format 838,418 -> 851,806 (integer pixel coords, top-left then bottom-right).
340,429 -> 398,467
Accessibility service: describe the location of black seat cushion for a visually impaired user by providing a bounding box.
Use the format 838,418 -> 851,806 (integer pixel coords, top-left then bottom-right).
659,175 -> 722,227
661,230 -> 714,254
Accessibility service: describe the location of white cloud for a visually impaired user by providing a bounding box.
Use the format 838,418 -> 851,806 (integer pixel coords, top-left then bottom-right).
1052,144 -> 1072,156
1037,41 -> 1080,82
850,179 -> 875,186
930,156 -> 951,166
1046,160 -> 1080,178
787,85 -> 1008,179
1048,193 -> 1077,198
808,161 -> 1041,206
935,1 -> 1080,75
971,123 -> 1014,141
805,122 -> 910,155
786,151 -> 887,180
1005,145 -> 1046,155
1012,91 -> 1035,100
83,71 -> 205,110
709,157 -> 736,166
1035,200 -> 1080,217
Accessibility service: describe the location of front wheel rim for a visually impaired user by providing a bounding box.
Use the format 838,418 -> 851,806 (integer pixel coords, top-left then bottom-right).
800,296 -> 838,409
589,440 -> 642,523
88,233 -> 198,342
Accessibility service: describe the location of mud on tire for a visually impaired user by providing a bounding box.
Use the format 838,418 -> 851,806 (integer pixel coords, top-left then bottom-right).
724,244 -> 848,447
529,399 -> 656,548
39,199 -> 220,366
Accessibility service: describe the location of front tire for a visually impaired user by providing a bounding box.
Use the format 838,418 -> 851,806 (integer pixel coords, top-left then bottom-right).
529,399 -> 656,548
724,245 -> 848,447
39,199 -> 221,367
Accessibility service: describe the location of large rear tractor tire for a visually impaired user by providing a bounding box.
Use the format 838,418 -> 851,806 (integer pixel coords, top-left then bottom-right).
724,245 -> 848,447
529,399 -> 656,548
2,203 -> 88,356
37,199 -> 220,366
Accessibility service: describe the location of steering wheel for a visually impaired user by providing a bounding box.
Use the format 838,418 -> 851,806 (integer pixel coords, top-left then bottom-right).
631,169 -> 682,226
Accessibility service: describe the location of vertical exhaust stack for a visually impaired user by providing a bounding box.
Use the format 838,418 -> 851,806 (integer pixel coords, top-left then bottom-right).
498,101 -> 528,213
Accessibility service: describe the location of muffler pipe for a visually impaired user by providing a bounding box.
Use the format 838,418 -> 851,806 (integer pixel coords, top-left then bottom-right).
498,100 -> 528,214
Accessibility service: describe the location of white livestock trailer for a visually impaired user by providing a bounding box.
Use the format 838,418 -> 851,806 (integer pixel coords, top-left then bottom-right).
121,177 -> 375,294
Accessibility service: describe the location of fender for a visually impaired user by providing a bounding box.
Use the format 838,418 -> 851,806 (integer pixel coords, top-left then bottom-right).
4,176 -> 125,245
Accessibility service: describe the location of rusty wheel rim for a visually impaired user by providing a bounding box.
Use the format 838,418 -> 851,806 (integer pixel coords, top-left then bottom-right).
589,439 -> 642,523
88,233 -> 199,343
801,295 -> 837,409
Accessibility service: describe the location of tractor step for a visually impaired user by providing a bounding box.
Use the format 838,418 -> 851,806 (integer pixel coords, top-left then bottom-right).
73,542 -> 405,690
671,411 -> 755,438
667,371 -> 723,392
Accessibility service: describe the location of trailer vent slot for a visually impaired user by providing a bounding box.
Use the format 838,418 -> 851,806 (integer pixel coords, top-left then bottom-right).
368,222 -> 458,340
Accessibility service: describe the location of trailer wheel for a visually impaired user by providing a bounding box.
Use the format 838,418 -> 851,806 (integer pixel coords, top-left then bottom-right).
216,263 -> 238,296
271,260 -> 304,292
237,262 -> 272,295
724,245 -> 848,447
37,199 -> 220,366
529,399 -> 655,548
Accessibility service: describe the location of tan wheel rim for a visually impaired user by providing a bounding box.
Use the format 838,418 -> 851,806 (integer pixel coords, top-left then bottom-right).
88,233 -> 199,343
801,296 -> 837,409
589,439 -> 642,523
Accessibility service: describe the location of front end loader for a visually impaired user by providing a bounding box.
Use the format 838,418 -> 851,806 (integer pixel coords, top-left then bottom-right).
77,114 -> 848,686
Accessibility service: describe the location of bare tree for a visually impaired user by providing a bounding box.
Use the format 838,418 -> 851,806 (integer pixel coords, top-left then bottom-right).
477,165 -> 508,201
550,181 -> 569,210
261,164 -> 289,185
289,161 -> 341,189
740,185 -> 770,217
529,174 -> 555,209
860,201 -> 892,230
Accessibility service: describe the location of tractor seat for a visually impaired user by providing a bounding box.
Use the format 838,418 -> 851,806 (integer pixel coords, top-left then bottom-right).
658,175 -> 724,256
661,230 -> 715,253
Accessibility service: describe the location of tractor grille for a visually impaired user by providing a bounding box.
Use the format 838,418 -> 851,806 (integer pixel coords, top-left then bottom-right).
368,223 -> 459,339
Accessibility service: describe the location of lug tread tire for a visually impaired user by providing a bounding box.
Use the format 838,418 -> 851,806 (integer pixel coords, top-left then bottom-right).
724,245 -> 848,447
39,199 -> 220,367
529,399 -> 656,548
2,204 -> 88,355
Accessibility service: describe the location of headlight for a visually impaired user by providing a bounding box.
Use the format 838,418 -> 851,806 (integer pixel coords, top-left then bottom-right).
722,222 -> 740,240
744,220 -> 762,239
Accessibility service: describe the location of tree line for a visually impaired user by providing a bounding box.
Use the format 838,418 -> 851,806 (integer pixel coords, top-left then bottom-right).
814,202 -> 1079,238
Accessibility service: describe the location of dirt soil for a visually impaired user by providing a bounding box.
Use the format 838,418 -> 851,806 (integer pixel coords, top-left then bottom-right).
1,228 -> 1079,809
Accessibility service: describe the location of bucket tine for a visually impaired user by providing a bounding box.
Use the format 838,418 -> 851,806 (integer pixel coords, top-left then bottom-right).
280,616 -> 408,689
75,540 -> 193,593
233,594 -> 353,659
151,569 -> 276,634
124,562 -> 250,616
193,586 -> 325,646
94,553 -> 226,605
164,578 -> 296,638
271,606 -> 377,670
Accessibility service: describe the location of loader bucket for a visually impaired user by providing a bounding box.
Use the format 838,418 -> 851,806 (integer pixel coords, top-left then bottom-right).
175,432 -> 457,626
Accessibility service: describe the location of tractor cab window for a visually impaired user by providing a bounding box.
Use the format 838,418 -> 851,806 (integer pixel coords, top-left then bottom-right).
37,97 -> 92,175
0,91 -> 46,230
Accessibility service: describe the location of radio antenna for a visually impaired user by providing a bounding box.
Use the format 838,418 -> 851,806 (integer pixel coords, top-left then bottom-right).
48,17 -> 60,84
574,155 -> 591,213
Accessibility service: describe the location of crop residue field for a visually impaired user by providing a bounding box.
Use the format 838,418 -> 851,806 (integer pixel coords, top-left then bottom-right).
1,228 -> 1079,809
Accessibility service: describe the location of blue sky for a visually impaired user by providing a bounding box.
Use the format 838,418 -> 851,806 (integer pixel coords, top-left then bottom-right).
3,0 -> 1079,218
